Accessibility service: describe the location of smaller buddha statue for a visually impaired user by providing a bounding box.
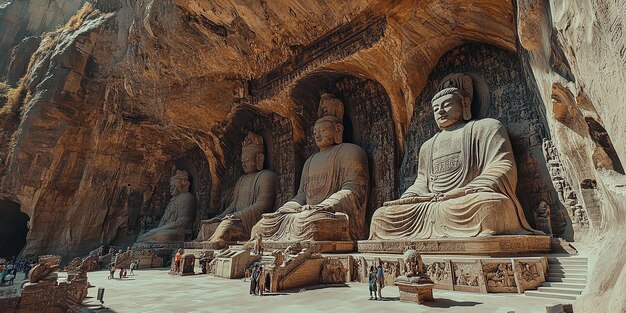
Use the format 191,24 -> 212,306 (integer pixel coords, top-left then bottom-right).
137,170 -> 195,243
250,93 -> 369,242
195,132 -> 277,248
534,201 -> 552,235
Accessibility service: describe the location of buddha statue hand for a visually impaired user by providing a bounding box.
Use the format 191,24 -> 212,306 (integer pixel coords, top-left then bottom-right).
435,187 -> 490,202
224,214 -> 239,220
383,195 -> 435,206
203,217 -> 221,224
303,204 -> 331,211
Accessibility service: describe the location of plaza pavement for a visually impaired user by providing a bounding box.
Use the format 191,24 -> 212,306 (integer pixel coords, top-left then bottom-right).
80,268 -> 569,313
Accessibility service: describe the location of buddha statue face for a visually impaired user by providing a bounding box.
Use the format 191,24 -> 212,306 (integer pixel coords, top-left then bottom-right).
241,149 -> 264,174
314,119 -> 343,150
431,88 -> 471,130
169,172 -> 190,197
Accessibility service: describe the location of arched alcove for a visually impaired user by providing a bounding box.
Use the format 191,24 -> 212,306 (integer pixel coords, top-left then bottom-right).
213,106 -> 297,218
401,43 -> 553,229
0,200 -> 29,258
291,70 -> 398,230
141,144 -> 211,237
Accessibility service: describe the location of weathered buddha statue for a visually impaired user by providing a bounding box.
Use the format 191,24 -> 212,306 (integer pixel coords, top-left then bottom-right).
137,170 -> 196,243
369,74 -> 537,240
195,132 -> 277,247
250,93 -> 369,242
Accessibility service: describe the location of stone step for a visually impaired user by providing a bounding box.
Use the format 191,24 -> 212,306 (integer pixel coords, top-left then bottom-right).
547,273 -> 587,279
546,273 -> 587,281
548,268 -> 588,275
541,282 -> 587,289
524,290 -> 578,301
546,277 -> 587,284
537,287 -> 583,295
548,257 -> 588,264
548,264 -> 588,271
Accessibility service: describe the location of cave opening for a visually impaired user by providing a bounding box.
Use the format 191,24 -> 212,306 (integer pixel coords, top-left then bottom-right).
0,200 -> 29,259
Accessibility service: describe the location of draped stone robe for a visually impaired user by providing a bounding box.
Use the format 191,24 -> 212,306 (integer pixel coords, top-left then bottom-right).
197,170 -> 277,242
369,118 -> 535,240
251,143 -> 369,241
138,192 -> 195,243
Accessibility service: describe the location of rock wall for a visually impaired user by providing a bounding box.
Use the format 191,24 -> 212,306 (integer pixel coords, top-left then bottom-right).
0,1 -> 624,311
516,0 -> 626,312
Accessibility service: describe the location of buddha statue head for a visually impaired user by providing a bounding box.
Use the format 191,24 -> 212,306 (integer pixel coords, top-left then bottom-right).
431,73 -> 474,130
314,93 -> 344,150
241,132 -> 265,174
170,170 -> 191,197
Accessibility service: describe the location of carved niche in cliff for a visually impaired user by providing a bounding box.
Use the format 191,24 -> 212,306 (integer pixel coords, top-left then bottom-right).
142,144 -> 211,237
214,108 -> 296,220
291,72 -> 398,229
400,43 -> 553,230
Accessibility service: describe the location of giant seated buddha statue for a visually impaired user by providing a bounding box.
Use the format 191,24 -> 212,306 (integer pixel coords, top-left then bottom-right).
137,170 -> 196,244
195,132 -> 277,248
250,93 -> 369,243
369,74 -> 538,240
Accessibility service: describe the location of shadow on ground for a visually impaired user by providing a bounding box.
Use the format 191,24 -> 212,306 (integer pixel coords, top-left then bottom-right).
423,298 -> 482,308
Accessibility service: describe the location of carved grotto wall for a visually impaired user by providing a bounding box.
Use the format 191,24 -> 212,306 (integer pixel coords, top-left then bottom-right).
400,43 -> 560,233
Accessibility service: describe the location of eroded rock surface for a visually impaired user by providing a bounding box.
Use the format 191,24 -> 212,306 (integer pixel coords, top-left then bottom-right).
0,0 -> 624,311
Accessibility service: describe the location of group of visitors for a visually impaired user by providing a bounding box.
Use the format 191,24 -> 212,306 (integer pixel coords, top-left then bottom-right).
108,260 -> 138,280
248,264 -> 269,296
0,256 -> 35,286
368,264 -> 385,300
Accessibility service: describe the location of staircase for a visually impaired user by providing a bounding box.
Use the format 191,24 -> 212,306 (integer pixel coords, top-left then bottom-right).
524,256 -> 588,301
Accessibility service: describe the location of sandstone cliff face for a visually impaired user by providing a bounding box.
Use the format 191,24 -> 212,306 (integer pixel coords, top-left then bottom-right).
0,0 -> 85,85
517,1 -> 626,312
0,0 -> 624,311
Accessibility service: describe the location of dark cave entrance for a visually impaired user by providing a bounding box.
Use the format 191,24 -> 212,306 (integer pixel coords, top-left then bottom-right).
0,200 -> 29,258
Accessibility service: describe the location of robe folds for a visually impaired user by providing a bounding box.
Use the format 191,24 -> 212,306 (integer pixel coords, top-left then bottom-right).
198,169 -> 276,242
251,143 -> 369,241
369,118 -> 535,240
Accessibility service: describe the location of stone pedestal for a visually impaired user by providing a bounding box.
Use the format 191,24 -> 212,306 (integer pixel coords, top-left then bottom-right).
133,242 -> 183,264
395,282 -> 435,304
358,235 -> 551,256
169,254 -> 196,276
259,240 -> 356,253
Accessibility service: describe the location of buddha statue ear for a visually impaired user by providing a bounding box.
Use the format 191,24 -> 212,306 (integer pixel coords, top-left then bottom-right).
256,153 -> 265,171
462,96 -> 472,121
334,123 -> 344,144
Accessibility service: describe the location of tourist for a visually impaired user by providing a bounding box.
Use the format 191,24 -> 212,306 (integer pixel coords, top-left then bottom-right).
256,266 -> 265,296
376,264 -> 384,299
264,272 -> 270,292
243,267 -> 250,282
130,261 -> 136,276
0,264 -> 9,285
174,250 -> 183,272
136,259 -> 140,271
108,263 -> 116,279
368,266 -> 378,300
250,265 -> 259,295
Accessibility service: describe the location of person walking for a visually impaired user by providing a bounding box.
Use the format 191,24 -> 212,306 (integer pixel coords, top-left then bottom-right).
130,261 -> 136,276
108,263 -> 116,280
376,264 -> 384,299
250,265 -> 259,295
368,265 -> 378,300
257,267 -> 264,296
